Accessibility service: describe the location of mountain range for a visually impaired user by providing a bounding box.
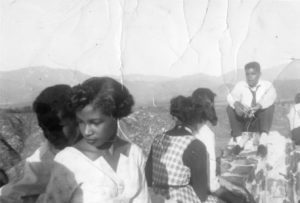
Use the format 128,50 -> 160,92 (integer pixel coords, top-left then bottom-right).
0,62 -> 299,107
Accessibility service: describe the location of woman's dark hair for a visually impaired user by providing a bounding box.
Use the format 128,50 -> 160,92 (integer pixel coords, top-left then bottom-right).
33,84 -> 74,148
70,77 -> 134,119
295,93 -> 300,104
192,88 -> 218,126
170,96 -> 199,126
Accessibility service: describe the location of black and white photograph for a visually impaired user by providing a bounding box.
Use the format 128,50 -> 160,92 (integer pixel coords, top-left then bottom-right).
0,0 -> 300,202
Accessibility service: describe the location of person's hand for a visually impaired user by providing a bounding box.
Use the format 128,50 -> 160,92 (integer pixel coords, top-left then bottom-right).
234,102 -> 247,117
250,103 -> 262,114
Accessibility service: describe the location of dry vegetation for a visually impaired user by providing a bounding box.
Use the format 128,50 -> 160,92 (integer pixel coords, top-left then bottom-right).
6,103 -> 291,161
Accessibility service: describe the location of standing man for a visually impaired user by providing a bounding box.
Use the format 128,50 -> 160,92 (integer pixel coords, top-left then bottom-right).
226,61 -> 277,147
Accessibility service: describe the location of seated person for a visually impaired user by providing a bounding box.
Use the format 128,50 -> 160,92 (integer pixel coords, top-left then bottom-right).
192,88 -> 253,203
226,61 -> 277,149
0,84 -> 80,203
287,93 -> 300,145
145,95 -> 216,203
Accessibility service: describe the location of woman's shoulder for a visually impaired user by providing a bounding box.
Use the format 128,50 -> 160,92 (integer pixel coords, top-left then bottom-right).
54,147 -> 79,163
197,124 -> 215,137
126,143 -> 146,166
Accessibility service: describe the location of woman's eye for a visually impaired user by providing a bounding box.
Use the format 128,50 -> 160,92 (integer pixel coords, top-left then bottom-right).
92,120 -> 103,125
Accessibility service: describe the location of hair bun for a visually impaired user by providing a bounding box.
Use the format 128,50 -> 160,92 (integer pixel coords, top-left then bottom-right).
114,93 -> 134,118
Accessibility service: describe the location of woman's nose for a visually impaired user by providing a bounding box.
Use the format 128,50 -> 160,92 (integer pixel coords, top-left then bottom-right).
83,124 -> 93,137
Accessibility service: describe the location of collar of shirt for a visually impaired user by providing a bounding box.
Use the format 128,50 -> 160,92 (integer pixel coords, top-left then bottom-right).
243,79 -> 262,91
165,125 -> 193,136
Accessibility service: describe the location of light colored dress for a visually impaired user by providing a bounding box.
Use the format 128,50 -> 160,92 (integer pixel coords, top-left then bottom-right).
42,144 -> 150,203
195,123 -> 220,192
151,133 -> 200,202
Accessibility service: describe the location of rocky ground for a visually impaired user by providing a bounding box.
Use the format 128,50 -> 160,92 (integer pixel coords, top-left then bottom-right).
1,104 -> 291,165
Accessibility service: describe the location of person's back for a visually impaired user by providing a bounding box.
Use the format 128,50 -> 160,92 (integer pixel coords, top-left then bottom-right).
151,129 -> 199,201
146,95 -> 217,203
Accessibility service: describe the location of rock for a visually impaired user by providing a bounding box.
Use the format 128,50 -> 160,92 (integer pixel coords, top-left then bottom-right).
220,131 -> 297,202
0,113 -> 26,171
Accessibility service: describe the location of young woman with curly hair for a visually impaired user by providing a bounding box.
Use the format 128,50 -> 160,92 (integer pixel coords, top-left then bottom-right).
43,77 -> 150,203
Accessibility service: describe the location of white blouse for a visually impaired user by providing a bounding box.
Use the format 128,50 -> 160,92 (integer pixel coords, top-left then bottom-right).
42,144 -> 151,203
195,124 -> 220,192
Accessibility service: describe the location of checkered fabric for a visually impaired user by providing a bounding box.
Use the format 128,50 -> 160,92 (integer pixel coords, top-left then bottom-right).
151,133 -> 218,202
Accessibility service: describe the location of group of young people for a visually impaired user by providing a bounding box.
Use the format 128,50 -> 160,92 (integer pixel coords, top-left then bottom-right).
0,61 -> 299,203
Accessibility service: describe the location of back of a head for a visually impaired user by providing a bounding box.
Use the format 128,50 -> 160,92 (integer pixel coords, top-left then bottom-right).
192,88 -> 218,126
170,95 -> 196,125
33,84 -> 73,148
70,77 -> 134,119
244,61 -> 261,72
295,93 -> 300,104
192,88 -> 216,102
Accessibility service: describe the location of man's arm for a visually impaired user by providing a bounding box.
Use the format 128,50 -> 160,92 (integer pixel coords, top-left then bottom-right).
227,82 -> 250,112
227,83 -> 241,109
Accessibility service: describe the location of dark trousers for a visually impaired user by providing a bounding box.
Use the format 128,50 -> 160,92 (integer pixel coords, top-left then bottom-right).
292,127 -> 300,145
226,105 -> 275,138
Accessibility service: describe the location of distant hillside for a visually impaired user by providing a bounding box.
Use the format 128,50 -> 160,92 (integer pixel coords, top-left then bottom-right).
0,67 -> 221,107
273,79 -> 300,102
0,64 -> 299,107
0,67 -> 89,107
218,61 -> 300,103
222,60 -> 300,83
124,73 -> 221,106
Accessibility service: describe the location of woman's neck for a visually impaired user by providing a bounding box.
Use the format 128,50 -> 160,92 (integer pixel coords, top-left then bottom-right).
76,136 -> 120,160
185,122 -> 206,135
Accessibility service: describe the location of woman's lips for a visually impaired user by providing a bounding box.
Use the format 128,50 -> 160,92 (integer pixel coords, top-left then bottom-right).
86,139 -> 96,144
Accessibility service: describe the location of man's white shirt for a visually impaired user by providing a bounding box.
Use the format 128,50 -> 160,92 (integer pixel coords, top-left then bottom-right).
227,79 -> 277,109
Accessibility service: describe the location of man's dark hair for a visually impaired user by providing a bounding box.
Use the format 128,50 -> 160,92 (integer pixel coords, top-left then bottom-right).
244,61 -> 261,72
33,84 -> 74,149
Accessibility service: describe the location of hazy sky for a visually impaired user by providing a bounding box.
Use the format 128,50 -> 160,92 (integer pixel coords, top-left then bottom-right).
1,0 -> 300,77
